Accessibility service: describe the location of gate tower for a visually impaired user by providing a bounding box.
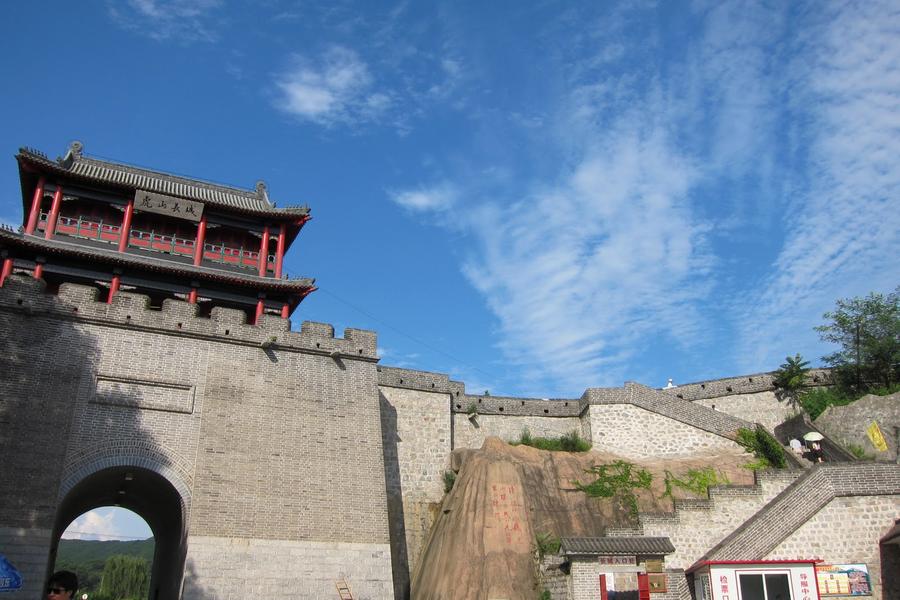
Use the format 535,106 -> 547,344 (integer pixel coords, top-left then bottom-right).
0,142 -> 394,599
2,141 -> 316,322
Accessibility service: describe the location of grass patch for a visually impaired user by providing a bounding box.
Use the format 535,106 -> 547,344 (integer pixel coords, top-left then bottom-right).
512,428 -> 591,452
736,425 -> 787,469
662,467 -> 730,499
573,460 -> 652,517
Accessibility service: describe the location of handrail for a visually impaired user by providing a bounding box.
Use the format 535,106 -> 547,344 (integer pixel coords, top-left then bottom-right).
41,212 -> 270,272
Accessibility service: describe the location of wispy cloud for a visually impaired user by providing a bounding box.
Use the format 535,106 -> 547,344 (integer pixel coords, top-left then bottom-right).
107,0 -> 223,42
389,183 -> 458,213
734,0 -> 900,371
273,46 -> 392,127
459,122 -> 708,393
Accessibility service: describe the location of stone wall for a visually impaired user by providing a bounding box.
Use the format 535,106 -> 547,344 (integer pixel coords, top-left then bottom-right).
0,276 -> 392,596
588,404 -> 742,459
378,383 -> 451,599
815,392 -> 900,462
693,390 -> 799,432
767,495 -> 900,599
183,536 -> 394,600
452,413 -> 588,450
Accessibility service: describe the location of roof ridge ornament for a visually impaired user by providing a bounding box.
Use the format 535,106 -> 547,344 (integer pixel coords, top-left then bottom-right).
59,140 -> 84,168
256,180 -> 273,207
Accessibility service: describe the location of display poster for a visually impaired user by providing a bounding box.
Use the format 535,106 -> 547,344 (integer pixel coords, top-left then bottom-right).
817,564 -> 872,596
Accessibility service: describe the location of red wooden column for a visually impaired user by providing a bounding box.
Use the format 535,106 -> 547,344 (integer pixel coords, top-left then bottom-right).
33,258 -> 44,280
274,223 -> 286,278
0,252 -> 13,287
599,574 -> 609,600
255,299 -> 265,324
193,216 -> 208,266
24,177 -> 46,234
117,199 -> 134,253
281,303 -> 289,319
637,573 -> 651,600
257,226 -> 270,277
107,275 -> 121,304
43,186 -> 64,239
188,288 -> 198,304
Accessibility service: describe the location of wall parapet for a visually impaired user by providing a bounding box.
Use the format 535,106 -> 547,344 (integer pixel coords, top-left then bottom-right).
662,369 -> 834,402
454,394 -> 585,417
0,274 -> 377,360
586,383 -> 751,439
377,366 -> 453,393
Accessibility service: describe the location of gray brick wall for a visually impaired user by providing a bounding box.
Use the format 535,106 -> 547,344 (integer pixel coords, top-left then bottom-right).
0,275 -> 392,595
183,536 -> 394,600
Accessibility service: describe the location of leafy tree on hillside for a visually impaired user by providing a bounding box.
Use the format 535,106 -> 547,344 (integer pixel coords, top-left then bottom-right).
99,555 -> 149,600
773,353 -> 810,409
815,287 -> 900,390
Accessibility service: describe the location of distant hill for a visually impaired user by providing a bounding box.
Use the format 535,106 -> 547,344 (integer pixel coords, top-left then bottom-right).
56,539 -> 154,591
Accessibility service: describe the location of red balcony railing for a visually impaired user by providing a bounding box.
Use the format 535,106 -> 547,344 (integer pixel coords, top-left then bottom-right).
39,213 -> 276,273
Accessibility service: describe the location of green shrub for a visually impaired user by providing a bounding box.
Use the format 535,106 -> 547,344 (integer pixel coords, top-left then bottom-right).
662,467 -> 730,499
512,429 -> 591,452
574,460 -> 652,516
534,532 -> 561,559
736,425 -> 786,469
443,470 -> 457,493
539,590 -> 552,600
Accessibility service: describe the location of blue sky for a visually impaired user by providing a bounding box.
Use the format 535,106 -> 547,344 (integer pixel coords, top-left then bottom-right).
2,1 -> 898,538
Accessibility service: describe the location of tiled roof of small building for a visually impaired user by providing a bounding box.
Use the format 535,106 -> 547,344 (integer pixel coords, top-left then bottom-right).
17,142 -> 310,218
560,537 -> 675,556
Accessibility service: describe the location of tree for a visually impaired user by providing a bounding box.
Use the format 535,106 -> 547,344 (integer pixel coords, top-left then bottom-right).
773,353 -> 809,408
99,555 -> 149,600
815,287 -> 900,390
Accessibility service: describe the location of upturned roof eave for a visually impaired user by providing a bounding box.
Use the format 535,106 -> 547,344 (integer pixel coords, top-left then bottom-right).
16,148 -> 311,221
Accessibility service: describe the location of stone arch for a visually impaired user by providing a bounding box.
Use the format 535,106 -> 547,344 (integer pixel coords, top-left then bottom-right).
51,446 -> 193,600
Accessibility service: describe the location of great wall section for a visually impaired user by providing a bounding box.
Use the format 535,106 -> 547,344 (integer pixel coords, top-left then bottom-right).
2,273 -> 899,599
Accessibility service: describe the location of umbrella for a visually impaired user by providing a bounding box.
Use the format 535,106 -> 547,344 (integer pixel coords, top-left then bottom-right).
803,431 -> 824,442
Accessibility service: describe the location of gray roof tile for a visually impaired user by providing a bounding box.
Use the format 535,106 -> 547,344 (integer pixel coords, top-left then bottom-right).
560,537 -> 675,556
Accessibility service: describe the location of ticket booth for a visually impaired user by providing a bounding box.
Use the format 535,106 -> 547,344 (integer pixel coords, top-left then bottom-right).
688,560 -> 821,600
561,536 -> 675,600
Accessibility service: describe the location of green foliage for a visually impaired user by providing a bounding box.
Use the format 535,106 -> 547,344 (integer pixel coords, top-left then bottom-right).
466,402 -> 478,416
573,460 -> 652,517
773,354 -> 810,407
56,539 -> 154,593
99,555 -> 150,600
736,425 -> 786,469
512,429 -> 591,452
815,287 -> 900,391
539,590 -> 552,600
799,383 -> 900,420
846,443 -> 874,460
662,467 -> 730,499
443,470 -> 457,493
534,532 -> 561,559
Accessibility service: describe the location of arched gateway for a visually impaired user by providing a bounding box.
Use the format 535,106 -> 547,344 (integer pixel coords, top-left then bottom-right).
0,143 -> 395,599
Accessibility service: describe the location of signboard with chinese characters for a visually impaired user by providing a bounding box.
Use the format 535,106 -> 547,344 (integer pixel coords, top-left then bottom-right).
597,555 -> 636,565
134,190 -> 204,222
817,564 -> 872,596
648,573 -> 667,592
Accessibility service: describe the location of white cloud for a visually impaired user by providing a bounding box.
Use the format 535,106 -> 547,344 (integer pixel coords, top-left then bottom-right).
63,509 -> 122,541
460,123 -> 709,393
274,46 -> 391,127
107,0 -> 222,42
389,183 -> 457,212
733,0 -> 900,371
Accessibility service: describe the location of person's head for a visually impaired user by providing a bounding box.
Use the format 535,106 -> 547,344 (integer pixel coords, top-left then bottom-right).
47,570 -> 78,600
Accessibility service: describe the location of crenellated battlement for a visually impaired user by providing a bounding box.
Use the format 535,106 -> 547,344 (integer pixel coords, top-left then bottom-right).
0,274 -> 377,360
